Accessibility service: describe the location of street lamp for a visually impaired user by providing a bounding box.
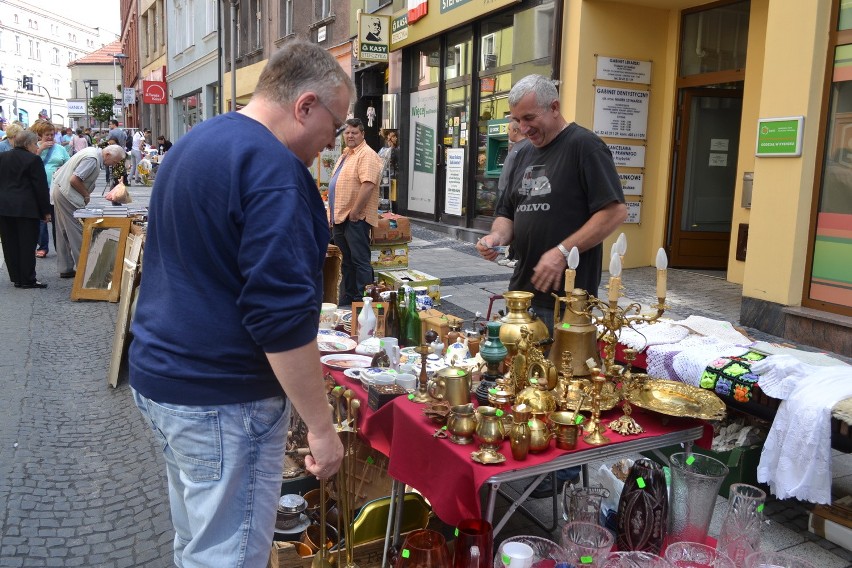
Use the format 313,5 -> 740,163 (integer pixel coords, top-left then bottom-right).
112,53 -> 128,125
83,79 -> 92,128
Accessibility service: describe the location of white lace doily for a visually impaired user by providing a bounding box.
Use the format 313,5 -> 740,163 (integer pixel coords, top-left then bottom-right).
673,315 -> 751,346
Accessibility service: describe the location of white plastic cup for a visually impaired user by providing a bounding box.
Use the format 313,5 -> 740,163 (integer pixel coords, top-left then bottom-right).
500,542 -> 534,568
395,373 -> 417,391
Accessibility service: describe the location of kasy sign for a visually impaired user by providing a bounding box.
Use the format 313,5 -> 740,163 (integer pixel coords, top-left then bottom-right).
142,81 -> 168,105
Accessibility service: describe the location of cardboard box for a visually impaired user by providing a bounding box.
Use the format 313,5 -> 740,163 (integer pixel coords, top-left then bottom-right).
370,243 -> 409,269
371,213 -> 411,243
809,496 -> 852,550
377,270 -> 441,304
418,309 -> 463,345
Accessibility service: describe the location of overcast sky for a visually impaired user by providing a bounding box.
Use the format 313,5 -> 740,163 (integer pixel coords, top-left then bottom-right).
41,0 -> 121,38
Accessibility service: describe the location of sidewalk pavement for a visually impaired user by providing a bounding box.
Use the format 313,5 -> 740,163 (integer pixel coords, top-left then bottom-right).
0,178 -> 849,565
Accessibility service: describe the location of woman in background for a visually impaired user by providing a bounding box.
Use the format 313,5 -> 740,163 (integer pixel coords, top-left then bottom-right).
31,120 -> 70,259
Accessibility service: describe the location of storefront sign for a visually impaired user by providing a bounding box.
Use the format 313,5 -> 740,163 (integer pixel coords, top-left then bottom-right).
142,81 -> 168,104
607,143 -> 645,168
593,87 -> 650,139
123,87 -> 136,106
67,100 -> 86,115
358,14 -> 390,62
755,116 -> 804,157
625,201 -> 641,224
408,88 -> 439,214
596,56 -> 652,84
392,14 -> 408,44
391,0 -> 520,49
445,148 -> 465,216
618,172 -> 644,196
440,0 -> 473,13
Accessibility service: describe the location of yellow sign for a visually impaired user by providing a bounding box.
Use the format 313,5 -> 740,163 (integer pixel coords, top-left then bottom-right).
390,0 -> 520,50
358,13 -> 390,62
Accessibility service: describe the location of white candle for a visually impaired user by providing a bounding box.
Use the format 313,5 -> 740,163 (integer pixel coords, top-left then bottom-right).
655,248 -> 668,299
564,246 -> 580,292
616,233 -> 627,257
608,253 -> 622,302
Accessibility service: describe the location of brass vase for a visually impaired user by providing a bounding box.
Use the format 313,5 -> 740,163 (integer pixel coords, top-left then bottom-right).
499,291 -> 550,355
474,406 -> 505,452
447,404 -> 476,445
509,405 -> 532,461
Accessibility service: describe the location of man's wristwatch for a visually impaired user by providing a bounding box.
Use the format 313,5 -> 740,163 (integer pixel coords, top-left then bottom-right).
557,243 -> 571,265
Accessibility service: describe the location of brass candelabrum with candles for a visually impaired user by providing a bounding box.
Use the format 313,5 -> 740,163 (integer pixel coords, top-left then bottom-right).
554,241 -> 670,439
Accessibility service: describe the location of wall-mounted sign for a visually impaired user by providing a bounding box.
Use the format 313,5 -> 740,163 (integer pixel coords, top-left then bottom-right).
142,81 -> 168,105
445,148 -> 465,216
408,88 -> 439,213
67,100 -> 86,115
123,87 -> 135,106
596,56 -> 652,84
392,14 -> 408,44
607,143 -> 646,168
593,87 -> 650,139
618,172 -> 644,196
358,14 -> 390,62
625,201 -> 641,224
755,116 -> 804,157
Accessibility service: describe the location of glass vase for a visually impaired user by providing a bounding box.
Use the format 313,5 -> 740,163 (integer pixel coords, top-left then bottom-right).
715,483 -> 766,564
616,459 -> 669,555
396,529 -> 451,568
667,452 -> 729,545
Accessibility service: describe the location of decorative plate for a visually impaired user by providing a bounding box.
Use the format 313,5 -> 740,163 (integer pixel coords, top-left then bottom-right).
320,354 -> 374,371
317,329 -> 357,354
343,368 -> 362,380
626,379 -> 727,421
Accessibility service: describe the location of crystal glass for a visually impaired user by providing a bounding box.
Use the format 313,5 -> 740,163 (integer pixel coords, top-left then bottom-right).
396,529 -> 451,568
664,541 -> 735,568
453,518 -> 493,568
616,458 -> 669,554
560,521 -> 615,566
716,483 -> 766,564
667,452 -> 729,545
602,551 -> 673,567
493,536 -> 570,567
743,551 -> 817,568
563,484 -> 610,524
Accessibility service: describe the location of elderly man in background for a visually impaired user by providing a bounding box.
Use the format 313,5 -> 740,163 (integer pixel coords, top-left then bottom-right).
51,145 -> 125,279
327,118 -> 383,305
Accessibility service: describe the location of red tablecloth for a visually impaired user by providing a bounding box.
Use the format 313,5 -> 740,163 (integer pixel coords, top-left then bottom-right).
326,366 -> 712,527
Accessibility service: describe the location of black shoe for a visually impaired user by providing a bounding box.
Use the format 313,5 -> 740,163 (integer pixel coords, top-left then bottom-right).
19,281 -> 48,289
59,271 -> 76,279
528,473 -> 557,499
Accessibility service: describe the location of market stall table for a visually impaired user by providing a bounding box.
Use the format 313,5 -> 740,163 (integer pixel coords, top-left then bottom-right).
324,366 -> 710,532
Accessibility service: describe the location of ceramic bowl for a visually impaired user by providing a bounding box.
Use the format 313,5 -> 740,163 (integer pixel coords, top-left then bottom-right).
372,372 -> 397,387
395,373 -> 418,391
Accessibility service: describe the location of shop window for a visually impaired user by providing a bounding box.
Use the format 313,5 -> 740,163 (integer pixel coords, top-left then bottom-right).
444,30 -> 472,80
280,0 -> 294,36
808,43 -> 852,311
409,38 -> 441,89
679,1 -> 749,76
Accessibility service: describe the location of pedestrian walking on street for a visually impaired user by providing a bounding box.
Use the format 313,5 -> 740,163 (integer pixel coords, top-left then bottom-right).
129,39 -> 351,568
0,130 -> 52,288
30,119 -> 70,258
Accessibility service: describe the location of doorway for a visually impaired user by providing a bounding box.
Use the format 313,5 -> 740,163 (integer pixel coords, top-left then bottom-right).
668,88 -> 743,268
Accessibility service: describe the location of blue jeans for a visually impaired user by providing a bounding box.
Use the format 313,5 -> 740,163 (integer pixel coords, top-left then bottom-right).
133,389 -> 290,568
332,219 -> 374,304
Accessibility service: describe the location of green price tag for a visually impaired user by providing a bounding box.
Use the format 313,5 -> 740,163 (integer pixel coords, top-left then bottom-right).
489,388 -> 498,395
402,549 -> 410,558
636,477 -> 646,489
496,410 -> 504,417
333,386 -> 343,394
528,421 -> 533,427
757,504 -> 765,513
376,303 -> 383,308
454,369 -> 465,376
562,323 -> 571,329
454,528 -> 459,536
408,394 -> 415,400
580,556 -> 593,564
442,425 -> 447,430
367,456 -> 374,464
686,455 -> 696,466
575,415 -> 584,425
501,553 -> 511,565
530,378 -> 538,385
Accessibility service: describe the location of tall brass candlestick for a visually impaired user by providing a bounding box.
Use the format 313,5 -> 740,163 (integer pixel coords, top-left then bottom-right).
410,344 -> 434,403
583,368 -> 611,446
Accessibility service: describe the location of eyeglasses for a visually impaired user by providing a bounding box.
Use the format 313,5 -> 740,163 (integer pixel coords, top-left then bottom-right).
317,99 -> 347,137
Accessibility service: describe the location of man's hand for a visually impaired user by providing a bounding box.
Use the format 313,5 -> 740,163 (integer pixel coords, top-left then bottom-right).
303,428 -> 344,479
83,195 -> 90,205
476,235 -> 501,261
531,246 -> 567,292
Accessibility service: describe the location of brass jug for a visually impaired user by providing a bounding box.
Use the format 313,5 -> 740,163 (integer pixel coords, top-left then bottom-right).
549,289 -> 601,378
474,406 -> 505,452
499,291 -> 550,355
427,367 -> 471,407
527,411 -> 552,453
447,404 -> 476,445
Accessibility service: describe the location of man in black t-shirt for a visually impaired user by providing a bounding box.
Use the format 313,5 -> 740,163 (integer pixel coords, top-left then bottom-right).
476,74 -> 627,329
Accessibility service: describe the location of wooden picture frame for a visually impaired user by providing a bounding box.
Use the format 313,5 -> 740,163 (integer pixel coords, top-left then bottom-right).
107,233 -> 144,388
71,217 -> 132,302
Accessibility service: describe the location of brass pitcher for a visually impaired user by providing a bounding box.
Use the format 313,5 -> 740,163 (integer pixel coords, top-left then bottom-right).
527,411 -> 552,453
447,404 -> 476,445
499,291 -> 550,355
474,406 -> 505,452
548,289 -> 601,378
509,405 -> 532,461
549,410 -> 583,450
427,367 -> 471,407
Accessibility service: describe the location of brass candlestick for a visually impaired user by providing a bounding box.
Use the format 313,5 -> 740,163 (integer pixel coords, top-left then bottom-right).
410,344 -> 434,403
583,368 -> 611,446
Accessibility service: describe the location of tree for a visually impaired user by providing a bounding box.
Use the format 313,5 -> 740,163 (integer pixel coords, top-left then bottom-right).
89,93 -> 116,130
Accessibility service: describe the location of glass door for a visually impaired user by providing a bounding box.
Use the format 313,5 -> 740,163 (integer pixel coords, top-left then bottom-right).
439,29 -> 473,223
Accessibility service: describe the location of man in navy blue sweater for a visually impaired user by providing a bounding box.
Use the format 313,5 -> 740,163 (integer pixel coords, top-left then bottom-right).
129,40 -> 353,567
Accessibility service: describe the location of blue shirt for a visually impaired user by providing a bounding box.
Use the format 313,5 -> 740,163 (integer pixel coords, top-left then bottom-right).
129,112 -> 329,405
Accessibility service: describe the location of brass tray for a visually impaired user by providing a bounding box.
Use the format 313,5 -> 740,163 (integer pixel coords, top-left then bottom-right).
626,379 -> 726,421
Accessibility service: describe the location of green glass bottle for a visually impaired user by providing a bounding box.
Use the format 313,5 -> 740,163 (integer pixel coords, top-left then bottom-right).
406,290 -> 421,347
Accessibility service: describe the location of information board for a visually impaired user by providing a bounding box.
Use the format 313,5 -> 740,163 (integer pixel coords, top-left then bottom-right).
596,56 -> 652,84
755,116 -> 804,157
593,87 -> 650,139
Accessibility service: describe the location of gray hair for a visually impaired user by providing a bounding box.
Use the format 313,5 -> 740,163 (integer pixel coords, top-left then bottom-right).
13,130 -> 39,149
254,39 -> 355,108
103,144 -> 126,161
508,75 -> 559,109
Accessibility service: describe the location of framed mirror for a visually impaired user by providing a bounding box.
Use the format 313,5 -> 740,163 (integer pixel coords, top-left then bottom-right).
71,217 -> 132,302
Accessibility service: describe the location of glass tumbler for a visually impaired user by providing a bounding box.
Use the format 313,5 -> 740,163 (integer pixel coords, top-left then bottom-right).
396,529 -> 451,568
716,483 -> 766,564
560,521 -> 615,566
743,551 -> 818,568
664,541 -> 735,568
602,551 -> 673,567
563,484 -> 610,524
